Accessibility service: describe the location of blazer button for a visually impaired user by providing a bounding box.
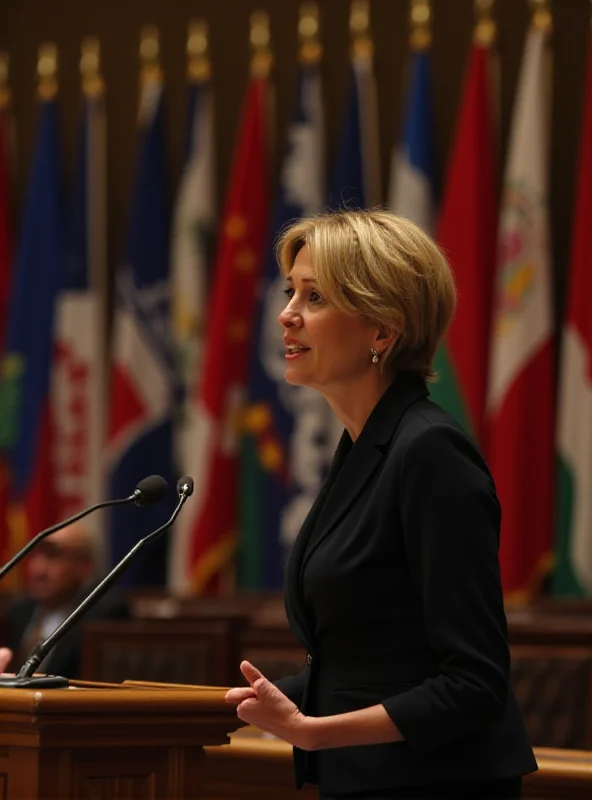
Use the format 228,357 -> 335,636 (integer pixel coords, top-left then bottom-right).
306,654 -> 312,666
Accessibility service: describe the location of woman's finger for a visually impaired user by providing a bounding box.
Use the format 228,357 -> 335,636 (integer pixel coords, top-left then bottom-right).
225,686 -> 257,704
240,660 -> 265,686
0,647 -> 12,673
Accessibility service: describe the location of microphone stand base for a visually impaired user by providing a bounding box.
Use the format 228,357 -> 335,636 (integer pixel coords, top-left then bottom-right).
0,675 -> 69,688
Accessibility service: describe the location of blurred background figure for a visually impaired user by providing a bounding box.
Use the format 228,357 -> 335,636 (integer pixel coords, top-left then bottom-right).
4,523 -> 128,678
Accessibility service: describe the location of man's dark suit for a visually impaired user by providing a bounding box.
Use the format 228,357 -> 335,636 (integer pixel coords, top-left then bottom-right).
5,585 -> 129,679
276,372 -> 537,797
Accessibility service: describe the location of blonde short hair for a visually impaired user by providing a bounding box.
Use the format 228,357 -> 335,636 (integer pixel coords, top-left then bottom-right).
275,209 -> 456,381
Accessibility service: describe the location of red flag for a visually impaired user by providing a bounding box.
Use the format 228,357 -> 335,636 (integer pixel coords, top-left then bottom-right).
485,22 -> 555,600
434,40 -> 497,444
169,72 -> 270,594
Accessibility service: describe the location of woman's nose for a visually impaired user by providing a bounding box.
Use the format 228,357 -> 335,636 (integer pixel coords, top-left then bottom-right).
278,304 -> 300,328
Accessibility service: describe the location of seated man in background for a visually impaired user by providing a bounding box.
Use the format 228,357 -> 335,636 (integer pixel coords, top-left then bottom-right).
5,522 -> 129,679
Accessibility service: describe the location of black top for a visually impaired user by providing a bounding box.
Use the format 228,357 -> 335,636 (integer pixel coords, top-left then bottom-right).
275,372 -> 537,796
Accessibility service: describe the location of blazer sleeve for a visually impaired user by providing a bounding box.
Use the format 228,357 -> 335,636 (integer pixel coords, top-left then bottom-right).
274,669 -> 308,707
382,421 -> 510,756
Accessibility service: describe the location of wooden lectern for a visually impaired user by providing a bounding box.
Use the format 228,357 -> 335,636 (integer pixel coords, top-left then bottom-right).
0,679 -> 243,799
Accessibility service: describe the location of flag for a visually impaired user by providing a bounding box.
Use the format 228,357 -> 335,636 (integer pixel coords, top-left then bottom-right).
107,77 -> 176,586
0,104 -> 12,341
239,61 -> 327,589
328,36 -> 380,211
167,69 -> 216,590
388,47 -> 437,234
0,97 -> 62,589
430,39 -> 497,443
554,38 -> 592,595
325,29 -> 380,451
486,24 -> 554,600
0,101 -> 14,576
168,69 -> 270,594
170,72 -> 216,478
52,88 -> 107,564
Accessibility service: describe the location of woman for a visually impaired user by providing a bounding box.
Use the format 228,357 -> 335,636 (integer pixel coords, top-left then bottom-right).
225,210 -> 537,799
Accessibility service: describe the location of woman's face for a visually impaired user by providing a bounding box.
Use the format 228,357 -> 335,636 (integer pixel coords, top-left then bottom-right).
277,245 -> 379,393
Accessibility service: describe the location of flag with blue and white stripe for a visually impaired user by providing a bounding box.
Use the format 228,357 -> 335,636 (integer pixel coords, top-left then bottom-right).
107,79 -> 177,586
388,48 -> 437,232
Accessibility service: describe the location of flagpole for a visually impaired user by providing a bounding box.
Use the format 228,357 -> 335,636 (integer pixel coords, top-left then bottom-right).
80,36 -> 104,98
350,0 -> 371,52
37,42 -> 58,102
250,10 -> 274,183
349,0 -> 380,207
139,24 -> 163,95
531,0 -> 553,149
409,0 -> 432,52
473,2 -> 499,171
299,1 -> 321,66
187,19 -> 211,85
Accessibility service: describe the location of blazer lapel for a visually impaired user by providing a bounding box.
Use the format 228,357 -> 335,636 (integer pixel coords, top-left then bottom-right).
285,432 -> 352,649
301,372 -> 429,572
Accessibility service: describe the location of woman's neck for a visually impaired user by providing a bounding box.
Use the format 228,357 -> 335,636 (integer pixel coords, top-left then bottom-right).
323,373 -> 393,442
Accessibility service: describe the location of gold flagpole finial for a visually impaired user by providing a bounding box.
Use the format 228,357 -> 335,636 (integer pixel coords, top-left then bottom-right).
139,25 -> 162,84
187,19 -> 211,83
298,2 -> 322,65
80,37 -> 104,97
350,0 -> 373,60
37,42 -> 58,100
0,52 -> 10,110
530,0 -> 552,34
474,0 -> 496,46
249,10 -> 272,78
410,0 -> 432,52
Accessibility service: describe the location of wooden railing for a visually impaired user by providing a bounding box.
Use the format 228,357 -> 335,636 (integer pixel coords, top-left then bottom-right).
202,729 -> 592,800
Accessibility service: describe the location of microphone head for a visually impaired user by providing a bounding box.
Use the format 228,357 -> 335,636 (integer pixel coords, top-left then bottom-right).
177,476 -> 194,498
133,475 -> 169,506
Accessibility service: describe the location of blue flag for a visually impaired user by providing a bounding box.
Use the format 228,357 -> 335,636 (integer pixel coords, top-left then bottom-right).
239,63 -> 328,588
0,98 -> 62,576
107,81 -> 176,586
329,49 -> 381,212
388,49 -> 437,233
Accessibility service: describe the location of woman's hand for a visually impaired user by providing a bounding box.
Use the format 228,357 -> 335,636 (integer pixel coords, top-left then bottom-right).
225,660 -> 314,750
0,647 -> 13,673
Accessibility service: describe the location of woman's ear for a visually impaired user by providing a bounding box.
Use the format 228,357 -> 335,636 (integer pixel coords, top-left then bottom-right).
374,325 -> 397,350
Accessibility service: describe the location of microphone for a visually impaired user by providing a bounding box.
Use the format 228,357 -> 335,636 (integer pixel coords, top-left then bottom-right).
0,476 -> 194,689
176,475 -> 194,498
0,475 -> 169,581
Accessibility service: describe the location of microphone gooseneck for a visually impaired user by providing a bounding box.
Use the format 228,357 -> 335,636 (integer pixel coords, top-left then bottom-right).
1,482 -> 192,689
0,475 -> 169,581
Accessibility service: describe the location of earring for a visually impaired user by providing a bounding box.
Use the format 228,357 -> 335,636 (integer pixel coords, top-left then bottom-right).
371,347 -> 379,364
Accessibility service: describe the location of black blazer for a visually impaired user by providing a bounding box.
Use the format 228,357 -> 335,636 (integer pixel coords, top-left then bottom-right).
5,584 -> 129,679
276,372 -> 537,796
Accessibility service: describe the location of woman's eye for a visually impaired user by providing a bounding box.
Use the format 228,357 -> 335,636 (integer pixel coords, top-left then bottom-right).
309,290 -> 324,304
283,288 -> 295,299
